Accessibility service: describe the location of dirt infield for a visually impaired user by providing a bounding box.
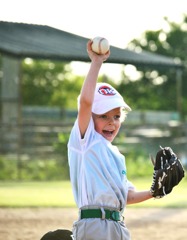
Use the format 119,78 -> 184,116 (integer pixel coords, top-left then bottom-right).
1,207 -> 187,240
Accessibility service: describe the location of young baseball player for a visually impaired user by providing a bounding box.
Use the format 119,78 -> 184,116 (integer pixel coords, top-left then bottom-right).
68,40 -> 153,240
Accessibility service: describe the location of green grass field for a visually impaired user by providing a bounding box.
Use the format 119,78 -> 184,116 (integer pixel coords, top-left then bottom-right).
0,178 -> 186,208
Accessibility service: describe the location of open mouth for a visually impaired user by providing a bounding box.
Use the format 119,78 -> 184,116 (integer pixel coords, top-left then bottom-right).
103,130 -> 114,136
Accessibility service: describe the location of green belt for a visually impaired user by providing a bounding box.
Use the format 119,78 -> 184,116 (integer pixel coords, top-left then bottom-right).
80,209 -> 122,221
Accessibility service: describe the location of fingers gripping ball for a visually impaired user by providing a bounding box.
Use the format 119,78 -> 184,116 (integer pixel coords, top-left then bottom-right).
150,146 -> 185,199
91,37 -> 110,54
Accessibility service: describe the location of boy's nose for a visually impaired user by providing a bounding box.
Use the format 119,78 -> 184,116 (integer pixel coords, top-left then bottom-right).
108,117 -> 115,124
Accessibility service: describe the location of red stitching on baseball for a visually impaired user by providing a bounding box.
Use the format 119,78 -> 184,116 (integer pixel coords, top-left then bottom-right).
99,38 -> 105,54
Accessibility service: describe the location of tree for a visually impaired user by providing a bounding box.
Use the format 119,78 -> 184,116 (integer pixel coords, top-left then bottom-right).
21,58 -> 83,109
119,15 -> 187,117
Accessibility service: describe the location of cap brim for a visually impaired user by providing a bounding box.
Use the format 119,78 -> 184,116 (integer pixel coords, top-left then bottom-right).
92,98 -> 131,114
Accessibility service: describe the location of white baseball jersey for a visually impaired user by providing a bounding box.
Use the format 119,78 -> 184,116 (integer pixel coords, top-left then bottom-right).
68,118 -> 134,211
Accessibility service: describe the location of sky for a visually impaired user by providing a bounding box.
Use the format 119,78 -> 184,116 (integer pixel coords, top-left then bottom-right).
0,0 -> 187,80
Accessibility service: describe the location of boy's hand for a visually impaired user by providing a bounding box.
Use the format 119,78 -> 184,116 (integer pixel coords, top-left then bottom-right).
87,40 -> 110,62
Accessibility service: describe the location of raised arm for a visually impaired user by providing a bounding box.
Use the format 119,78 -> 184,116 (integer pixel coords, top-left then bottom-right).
78,40 -> 110,138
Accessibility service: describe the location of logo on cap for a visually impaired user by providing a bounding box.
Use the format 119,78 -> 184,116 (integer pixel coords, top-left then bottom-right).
98,86 -> 116,96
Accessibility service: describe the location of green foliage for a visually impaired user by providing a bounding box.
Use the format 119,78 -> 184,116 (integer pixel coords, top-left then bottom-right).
54,132 -> 69,151
20,158 -> 69,180
116,72 -> 177,111
114,139 -> 153,178
21,58 -> 84,109
126,15 -> 187,116
125,150 -> 153,178
0,144 -> 152,181
0,156 -> 18,180
0,156 -> 69,181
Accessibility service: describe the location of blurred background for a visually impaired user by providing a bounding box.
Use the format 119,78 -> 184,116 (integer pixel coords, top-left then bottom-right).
0,0 -> 187,181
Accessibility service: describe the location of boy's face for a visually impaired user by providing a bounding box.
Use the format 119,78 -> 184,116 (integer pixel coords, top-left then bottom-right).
92,107 -> 121,142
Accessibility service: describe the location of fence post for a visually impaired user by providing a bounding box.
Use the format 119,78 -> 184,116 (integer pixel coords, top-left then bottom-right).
1,55 -> 22,179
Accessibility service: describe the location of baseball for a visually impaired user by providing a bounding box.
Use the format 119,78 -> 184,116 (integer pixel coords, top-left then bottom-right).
91,37 -> 110,55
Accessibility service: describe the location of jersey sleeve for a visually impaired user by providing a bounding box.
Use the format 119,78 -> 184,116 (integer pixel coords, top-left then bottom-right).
127,180 -> 136,191
68,117 -> 96,151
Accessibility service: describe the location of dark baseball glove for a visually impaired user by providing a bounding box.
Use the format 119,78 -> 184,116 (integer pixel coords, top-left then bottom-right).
40,229 -> 72,240
150,146 -> 185,198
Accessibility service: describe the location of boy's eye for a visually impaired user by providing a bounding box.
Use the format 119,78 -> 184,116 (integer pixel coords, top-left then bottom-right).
100,115 -> 108,119
98,115 -> 121,120
114,115 -> 120,120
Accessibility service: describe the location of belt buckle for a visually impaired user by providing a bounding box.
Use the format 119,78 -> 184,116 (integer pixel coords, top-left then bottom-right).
111,211 -> 119,221
111,211 -> 124,221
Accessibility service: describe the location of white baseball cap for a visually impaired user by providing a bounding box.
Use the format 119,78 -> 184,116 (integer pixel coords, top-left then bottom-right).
92,83 -> 131,114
